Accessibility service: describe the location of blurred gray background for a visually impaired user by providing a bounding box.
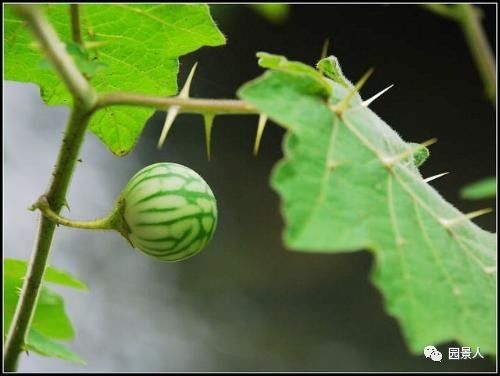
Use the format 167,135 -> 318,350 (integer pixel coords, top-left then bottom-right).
4,4 -> 496,372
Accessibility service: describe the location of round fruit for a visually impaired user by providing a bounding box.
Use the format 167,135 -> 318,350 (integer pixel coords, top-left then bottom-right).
119,162 -> 217,261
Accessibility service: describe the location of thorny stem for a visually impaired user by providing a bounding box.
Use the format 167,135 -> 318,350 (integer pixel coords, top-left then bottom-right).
4,4 -> 259,371
3,5 -> 97,371
3,108 -> 93,372
97,92 -> 258,115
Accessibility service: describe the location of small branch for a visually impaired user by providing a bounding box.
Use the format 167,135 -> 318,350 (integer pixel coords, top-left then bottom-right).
455,4 -> 496,105
12,4 -> 96,108
31,195 -> 116,230
420,4 -> 459,21
97,92 -> 259,115
421,3 -> 496,105
70,4 -> 82,45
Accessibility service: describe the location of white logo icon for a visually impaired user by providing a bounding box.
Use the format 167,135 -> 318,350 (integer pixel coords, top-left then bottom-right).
424,345 -> 442,362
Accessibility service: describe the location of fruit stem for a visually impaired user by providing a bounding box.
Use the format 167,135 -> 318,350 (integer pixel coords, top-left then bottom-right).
32,195 -> 118,231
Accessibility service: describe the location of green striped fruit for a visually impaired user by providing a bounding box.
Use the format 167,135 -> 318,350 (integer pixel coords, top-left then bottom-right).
117,162 -> 217,262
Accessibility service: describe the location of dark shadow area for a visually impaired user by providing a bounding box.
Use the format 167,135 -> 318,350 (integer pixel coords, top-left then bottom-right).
129,4 -> 496,372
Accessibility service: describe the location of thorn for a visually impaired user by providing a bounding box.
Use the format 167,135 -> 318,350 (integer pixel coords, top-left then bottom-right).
158,63 -> 198,149
63,198 -> 71,212
28,195 -> 46,211
333,68 -> 374,114
203,114 -> 215,161
361,84 -> 394,106
253,114 -> 268,156
382,138 -> 438,168
424,172 -> 449,183
179,62 -> 198,98
320,38 -> 330,60
158,106 -> 179,148
441,208 -> 493,227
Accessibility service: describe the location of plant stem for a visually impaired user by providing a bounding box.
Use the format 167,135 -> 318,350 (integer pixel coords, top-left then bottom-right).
32,196 -> 117,230
3,108 -> 92,371
70,4 -> 82,45
420,4 -> 459,21
455,4 -> 496,105
97,92 -> 258,115
421,4 -> 496,106
13,4 -> 95,108
4,5 -> 97,371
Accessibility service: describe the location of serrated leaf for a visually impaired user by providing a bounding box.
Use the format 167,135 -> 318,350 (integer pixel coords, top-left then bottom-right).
460,177 -> 496,200
4,4 -> 226,155
256,52 -> 332,97
27,329 -> 85,364
238,57 -> 496,355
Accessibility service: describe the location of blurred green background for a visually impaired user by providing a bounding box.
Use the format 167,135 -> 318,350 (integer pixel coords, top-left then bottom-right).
4,4 -> 496,372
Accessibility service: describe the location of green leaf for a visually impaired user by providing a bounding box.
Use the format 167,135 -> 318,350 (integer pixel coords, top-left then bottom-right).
3,259 -> 81,340
40,40 -> 107,78
238,56 -> 496,355
44,265 -> 88,290
31,287 -> 75,340
460,177 -> 496,200
408,142 -> 430,167
256,52 -> 332,97
27,329 -> 85,364
249,4 -> 290,24
4,278 -> 74,341
4,258 -> 88,290
3,259 -> 86,362
317,55 -> 353,89
4,4 -> 226,155
64,41 -> 107,78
